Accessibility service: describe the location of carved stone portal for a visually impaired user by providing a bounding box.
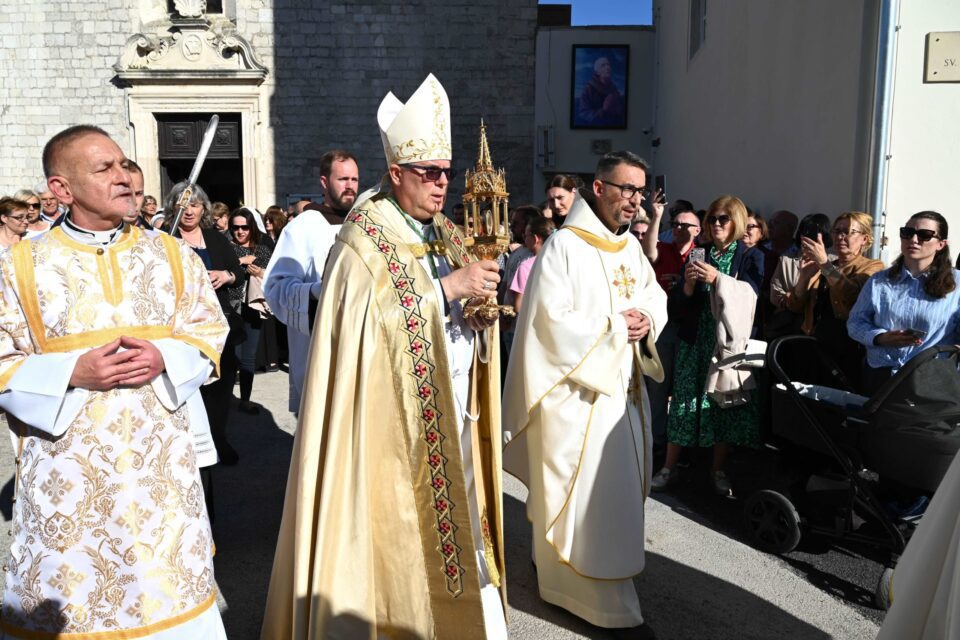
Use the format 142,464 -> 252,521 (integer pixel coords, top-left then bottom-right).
114,22 -> 267,83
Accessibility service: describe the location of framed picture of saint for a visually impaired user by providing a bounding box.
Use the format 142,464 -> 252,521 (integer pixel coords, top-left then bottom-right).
571,45 -> 629,129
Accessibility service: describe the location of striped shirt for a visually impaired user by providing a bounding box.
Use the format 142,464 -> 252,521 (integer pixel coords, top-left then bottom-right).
847,267 -> 960,370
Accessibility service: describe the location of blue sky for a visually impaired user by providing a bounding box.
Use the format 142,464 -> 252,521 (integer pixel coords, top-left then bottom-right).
539,0 -> 653,26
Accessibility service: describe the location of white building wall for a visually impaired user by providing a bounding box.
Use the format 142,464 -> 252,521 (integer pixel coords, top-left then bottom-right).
651,0 -> 879,217
534,27 -> 655,196
884,0 -> 960,251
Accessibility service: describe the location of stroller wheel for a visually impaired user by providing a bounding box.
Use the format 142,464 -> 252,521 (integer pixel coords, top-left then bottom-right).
874,567 -> 894,610
744,490 -> 802,554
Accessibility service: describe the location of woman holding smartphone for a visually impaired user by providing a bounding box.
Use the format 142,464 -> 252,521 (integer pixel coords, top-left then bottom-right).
784,211 -> 884,391
652,195 -> 764,496
848,211 -> 960,393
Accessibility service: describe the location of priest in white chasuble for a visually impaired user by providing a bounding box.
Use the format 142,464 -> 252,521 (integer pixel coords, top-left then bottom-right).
503,151 -> 666,639
0,126 -> 229,638
261,74 -> 508,640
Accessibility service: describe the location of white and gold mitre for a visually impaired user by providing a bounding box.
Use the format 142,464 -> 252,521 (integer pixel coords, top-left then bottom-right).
377,73 -> 452,166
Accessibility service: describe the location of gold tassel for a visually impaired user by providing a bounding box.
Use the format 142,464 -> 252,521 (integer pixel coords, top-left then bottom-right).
480,510 -> 501,588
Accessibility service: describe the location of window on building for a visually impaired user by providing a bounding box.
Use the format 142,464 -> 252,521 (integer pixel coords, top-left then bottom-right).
689,0 -> 707,59
167,0 -> 223,15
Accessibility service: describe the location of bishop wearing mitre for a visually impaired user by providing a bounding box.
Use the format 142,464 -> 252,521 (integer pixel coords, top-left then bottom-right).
260,74 -> 508,640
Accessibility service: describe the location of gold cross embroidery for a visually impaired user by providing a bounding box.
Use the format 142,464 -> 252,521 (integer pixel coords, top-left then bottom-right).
612,264 -> 637,299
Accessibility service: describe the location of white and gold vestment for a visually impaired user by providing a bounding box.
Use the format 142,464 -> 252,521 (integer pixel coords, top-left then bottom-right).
503,196 -> 666,627
0,225 -> 229,639
261,194 -> 506,640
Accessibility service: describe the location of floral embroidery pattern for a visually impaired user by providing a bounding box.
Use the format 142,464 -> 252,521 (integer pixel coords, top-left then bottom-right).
348,207 -> 466,597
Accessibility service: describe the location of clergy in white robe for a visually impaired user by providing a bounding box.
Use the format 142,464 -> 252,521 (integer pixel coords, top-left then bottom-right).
503,152 -> 666,633
262,210 -> 339,413
262,151 -> 359,414
878,449 -> 960,639
0,126 -> 229,639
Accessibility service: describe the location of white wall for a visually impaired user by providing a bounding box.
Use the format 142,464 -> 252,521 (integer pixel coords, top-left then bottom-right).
534,27 -> 655,197
884,0 -> 960,255
651,0 -> 878,218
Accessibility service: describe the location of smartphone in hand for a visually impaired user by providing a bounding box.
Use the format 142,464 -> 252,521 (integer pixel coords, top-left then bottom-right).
688,247 -> 706,264
654,175 -> 667,203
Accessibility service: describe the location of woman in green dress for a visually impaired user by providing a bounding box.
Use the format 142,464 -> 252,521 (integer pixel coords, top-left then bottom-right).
651,195 -> 765,495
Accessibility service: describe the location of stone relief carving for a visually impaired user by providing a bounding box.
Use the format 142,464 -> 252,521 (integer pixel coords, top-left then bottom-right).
114,22 -> 267,81
173,0 -> 206,18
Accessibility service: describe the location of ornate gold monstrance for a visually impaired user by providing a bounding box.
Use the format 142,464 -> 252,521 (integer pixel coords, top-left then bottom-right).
463,120 -> 515,320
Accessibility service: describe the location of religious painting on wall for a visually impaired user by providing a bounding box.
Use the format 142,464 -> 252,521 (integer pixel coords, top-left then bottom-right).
570,45 -> 629,129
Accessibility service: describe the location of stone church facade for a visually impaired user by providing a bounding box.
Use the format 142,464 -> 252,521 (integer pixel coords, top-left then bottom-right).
0,0 -> 537,209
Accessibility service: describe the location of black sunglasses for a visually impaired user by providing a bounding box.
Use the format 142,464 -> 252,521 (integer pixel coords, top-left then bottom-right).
404,164 -> 456,182
899,227 -> 940,243
231,224 -> 250,231
706,214 -> 731,226
672,221 -> 699,231
27,203 -> 41,210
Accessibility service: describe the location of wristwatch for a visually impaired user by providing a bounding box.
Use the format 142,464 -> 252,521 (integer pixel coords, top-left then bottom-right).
820,262 -> 839,278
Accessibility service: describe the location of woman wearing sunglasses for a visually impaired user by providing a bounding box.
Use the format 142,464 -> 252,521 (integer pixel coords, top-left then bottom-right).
652,195 -> 764,496
784,211 -> 884,390
0,197 -> 31,249
12,189 -> 50,238
229,207 -> 275,414
848,211 -> 960,393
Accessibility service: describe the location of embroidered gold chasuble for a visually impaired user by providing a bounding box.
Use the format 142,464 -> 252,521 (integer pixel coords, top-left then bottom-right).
261,193 -> 506,640
0,226 -> 228,638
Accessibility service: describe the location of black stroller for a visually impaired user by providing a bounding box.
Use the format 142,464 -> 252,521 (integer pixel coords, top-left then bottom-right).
743,335 -> 960,607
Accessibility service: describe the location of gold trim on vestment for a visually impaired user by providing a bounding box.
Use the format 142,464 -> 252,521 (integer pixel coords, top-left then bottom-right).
0,359 -> 24,392
95,253 -> 118,306
0,591 -> 217,640
44,325 -> 173,353
544,392 -> 598,550
10,240 -> 45,351
564,226 -> 627,253
160,234 -> 184,304
409,240 -> 447,258
344,199 -> 489,633
109,251 -> 124,305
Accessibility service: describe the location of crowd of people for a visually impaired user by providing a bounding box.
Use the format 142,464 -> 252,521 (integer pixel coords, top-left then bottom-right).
0,72 -> 956,640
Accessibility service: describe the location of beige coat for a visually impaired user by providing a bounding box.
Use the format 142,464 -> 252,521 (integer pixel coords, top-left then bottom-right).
705,272 -> 758,407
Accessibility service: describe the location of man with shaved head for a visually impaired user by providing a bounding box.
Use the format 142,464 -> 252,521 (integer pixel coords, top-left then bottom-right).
0,125 -> 229,638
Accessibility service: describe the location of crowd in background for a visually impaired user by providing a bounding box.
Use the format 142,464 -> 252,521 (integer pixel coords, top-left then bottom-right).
4,166 -> 957,500
494,174 -> 960,499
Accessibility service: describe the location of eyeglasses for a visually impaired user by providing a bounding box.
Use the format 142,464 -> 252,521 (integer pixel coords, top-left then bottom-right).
4,215 -> 28,222
26,203 -> 40,210
706,214 -> 731,226
231,224 -> 250,231
672,221 -> 699,231
832,228 -> 864,238
600,180 -> 649,200
403,164 -> 456,182
745,224 -> 762,231
899,227 -> 940,243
